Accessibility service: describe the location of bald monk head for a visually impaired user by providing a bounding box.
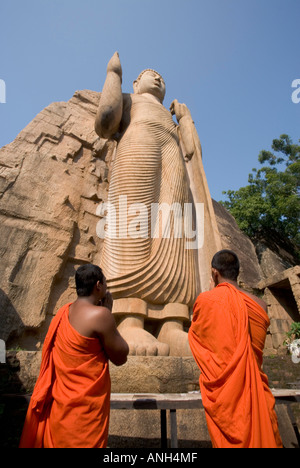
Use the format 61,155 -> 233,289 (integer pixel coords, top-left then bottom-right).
75,264 -> 107,302
211,249 -> 240,287
210,250 -> 267,312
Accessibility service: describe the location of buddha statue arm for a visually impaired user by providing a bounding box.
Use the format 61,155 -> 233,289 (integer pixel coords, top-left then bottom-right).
95,52 -> 123,139
170,99 -> 198,161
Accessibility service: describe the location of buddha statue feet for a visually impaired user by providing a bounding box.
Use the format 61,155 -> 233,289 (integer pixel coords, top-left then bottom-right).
117,316 -> 170,356
157,319 -> 192,357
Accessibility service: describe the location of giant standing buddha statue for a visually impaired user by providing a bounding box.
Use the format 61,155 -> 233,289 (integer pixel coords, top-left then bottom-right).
95,52 -> 222,357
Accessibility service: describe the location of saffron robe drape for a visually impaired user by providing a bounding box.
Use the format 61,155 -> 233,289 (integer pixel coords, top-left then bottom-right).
19,303 -> 111,448
188,283 -> 283,448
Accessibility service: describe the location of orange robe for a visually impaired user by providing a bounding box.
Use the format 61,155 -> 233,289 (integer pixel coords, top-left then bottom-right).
19,303 -> 111,448
188,283 -> 283,448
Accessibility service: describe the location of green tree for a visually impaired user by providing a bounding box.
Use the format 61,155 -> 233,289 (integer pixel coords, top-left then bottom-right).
222,135 -> 300,255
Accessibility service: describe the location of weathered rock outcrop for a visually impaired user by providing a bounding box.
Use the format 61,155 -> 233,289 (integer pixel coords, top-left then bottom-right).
0,90 -> 116,348
212,200 -> 263,290
254,234 -> 298,278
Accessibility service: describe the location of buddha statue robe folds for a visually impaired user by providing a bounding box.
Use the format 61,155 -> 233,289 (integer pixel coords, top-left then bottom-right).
95,53 -> 202,356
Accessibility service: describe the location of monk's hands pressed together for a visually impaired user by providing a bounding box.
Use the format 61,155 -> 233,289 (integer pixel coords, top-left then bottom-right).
170,99 -> 192,122
100,291 -> 113,311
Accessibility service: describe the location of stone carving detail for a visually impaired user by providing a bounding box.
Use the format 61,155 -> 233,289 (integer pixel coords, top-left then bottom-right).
94,53 -> 222,356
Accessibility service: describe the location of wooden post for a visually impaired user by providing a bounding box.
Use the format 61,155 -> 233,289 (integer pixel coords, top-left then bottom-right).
170,409 -> 178,448
160,409 -> 167,448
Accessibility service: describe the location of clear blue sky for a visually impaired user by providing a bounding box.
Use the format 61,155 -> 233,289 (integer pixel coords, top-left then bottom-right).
0,0 -> 299,201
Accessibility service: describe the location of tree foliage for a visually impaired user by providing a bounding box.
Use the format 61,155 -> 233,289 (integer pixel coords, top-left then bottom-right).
222,135 -> 300,254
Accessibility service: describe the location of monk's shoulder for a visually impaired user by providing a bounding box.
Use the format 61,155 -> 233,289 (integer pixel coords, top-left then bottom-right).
70,303 -> 114,337
88,304 -> 113,324
239,289 -> 268,312
88,305 -> 116,334
194,288 -> 226,307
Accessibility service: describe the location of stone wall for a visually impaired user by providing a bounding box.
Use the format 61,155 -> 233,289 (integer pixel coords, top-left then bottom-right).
260,267 -> 300,354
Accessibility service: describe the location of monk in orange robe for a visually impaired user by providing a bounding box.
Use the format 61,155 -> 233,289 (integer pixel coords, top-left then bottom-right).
19,265 -> 129,448
188,250 -> 283,448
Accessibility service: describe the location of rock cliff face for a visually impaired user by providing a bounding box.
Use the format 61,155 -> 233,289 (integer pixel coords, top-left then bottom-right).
0,90 -> 116,348
212,200 -> 263,291
0,90 -> 264,350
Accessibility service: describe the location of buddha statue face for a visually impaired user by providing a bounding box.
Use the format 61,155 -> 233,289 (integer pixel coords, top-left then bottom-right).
133,69 -> 166,103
